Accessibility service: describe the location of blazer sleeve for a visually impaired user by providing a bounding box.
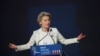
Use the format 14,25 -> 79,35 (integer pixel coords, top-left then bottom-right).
16,31 -> 36,51
56,28 -> 79,45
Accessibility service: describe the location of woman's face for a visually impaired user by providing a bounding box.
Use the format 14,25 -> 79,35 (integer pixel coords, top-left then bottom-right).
39,16 -> 51,29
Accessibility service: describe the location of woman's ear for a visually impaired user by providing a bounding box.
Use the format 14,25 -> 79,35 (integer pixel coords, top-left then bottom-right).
39,22 -> 42,26
39,22 -> 41,25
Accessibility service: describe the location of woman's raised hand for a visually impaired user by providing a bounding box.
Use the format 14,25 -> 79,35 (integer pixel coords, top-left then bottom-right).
77,33 -> 86,41
9,43 -> 17,50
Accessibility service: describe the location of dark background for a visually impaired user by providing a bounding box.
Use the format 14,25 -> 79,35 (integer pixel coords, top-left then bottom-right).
1,0 -> 100,56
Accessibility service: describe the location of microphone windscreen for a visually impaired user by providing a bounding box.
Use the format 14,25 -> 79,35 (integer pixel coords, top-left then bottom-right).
50,29 -> 52,32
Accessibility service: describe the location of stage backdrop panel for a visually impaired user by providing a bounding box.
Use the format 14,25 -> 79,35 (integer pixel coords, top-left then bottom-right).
28,4 -> 84,56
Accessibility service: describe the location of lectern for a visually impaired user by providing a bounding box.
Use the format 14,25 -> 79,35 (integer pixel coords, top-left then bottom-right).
30,44 -> 62,56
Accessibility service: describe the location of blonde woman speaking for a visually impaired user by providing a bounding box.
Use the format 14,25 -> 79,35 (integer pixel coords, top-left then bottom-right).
9,11 -> 86,52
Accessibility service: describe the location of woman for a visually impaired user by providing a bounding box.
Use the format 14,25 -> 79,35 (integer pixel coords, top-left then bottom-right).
9,11 -> 85,52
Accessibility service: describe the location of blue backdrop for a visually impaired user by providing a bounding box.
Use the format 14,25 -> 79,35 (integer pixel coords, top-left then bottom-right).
28,4 -> 84,56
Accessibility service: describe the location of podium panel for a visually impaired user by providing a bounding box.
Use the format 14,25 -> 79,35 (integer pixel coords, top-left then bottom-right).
30,44 -> 62,56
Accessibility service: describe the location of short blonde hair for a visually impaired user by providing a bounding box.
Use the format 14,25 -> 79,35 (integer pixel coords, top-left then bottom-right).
37,11 -> 51,24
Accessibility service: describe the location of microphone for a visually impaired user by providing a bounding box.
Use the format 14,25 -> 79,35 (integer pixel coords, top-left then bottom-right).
49,29 -> 55,44
37,31 -> 48,45
38,28 -> 55,45
50,28 -> 52,32
50,29 -> 53,37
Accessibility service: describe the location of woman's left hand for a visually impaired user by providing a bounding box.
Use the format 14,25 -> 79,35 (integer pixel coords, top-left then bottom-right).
77,33 -> 86,41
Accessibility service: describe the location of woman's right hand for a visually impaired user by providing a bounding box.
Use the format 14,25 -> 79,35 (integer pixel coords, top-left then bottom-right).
9,43 -> 17,50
